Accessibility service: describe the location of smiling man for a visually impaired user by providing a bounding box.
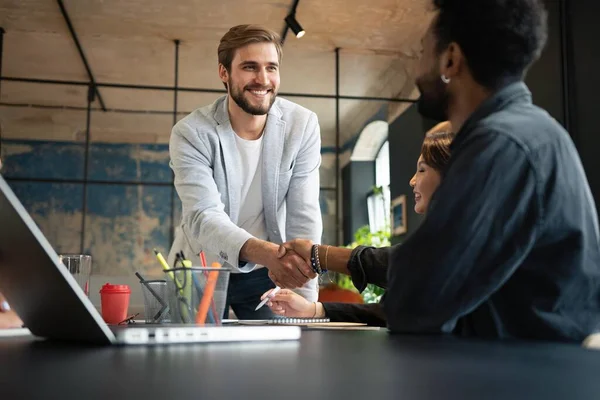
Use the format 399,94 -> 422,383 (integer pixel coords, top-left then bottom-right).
168,25 -> 321,319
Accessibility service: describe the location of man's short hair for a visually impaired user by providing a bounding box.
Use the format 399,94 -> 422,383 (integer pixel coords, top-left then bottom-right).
218,24 -> 283,71
432,0 -> 548,89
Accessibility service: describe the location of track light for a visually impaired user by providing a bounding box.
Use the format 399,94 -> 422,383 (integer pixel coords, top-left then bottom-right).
285,14 -> 305,38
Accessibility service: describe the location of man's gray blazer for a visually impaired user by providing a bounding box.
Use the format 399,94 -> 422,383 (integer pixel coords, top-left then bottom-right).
168,95 -> 322,300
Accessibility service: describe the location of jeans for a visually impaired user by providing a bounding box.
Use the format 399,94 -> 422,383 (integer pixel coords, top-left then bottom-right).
224,267 -> 276,319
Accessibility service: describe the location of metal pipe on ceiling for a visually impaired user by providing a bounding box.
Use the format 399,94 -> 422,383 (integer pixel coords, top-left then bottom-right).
0,76 -> 416,103
170,39 -> 181,248
0,27 -> 5,163
56,0 -> 107,112
80,83 -> 95,253
335,47 -> 340,246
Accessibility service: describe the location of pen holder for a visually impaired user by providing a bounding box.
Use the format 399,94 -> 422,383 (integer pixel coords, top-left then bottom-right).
140,279 -> 171,324
164,267 -> 230,325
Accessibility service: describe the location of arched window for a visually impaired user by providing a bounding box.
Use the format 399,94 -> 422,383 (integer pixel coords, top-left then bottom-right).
367,141 -> 390,233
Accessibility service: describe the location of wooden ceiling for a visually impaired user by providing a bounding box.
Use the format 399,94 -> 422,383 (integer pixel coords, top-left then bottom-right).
0,0 -> 431,147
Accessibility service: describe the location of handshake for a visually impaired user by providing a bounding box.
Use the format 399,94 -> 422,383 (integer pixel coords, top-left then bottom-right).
264,239 -> 320,289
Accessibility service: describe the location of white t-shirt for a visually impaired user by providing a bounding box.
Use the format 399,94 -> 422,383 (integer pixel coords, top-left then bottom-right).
199,133 -> 268,272
234,133 -> 268,266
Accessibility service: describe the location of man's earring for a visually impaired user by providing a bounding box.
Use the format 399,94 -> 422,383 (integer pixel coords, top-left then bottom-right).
441,74 -> 451,84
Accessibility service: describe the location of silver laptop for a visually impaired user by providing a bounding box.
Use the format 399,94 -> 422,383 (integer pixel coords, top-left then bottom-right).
0,175 -> 300,345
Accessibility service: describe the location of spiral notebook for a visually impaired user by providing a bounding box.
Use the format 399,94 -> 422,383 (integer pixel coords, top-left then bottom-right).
268,317 -> 330,325
231,318 -> 379,330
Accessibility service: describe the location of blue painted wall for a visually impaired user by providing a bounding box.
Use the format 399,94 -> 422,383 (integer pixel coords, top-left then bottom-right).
1,139 -> 336,277
2,140 -> 174,277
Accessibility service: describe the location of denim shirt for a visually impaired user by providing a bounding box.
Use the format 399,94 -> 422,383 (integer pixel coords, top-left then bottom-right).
378,82 -> 600,341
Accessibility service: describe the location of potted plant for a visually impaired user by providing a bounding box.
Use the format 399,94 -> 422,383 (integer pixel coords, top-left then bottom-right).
318,225 -> 389,304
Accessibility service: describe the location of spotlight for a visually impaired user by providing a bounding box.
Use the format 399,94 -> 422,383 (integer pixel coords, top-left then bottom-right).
285,14 -> 305,38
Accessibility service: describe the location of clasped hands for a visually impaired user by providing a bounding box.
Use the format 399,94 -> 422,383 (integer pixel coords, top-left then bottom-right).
266,239 -> 316,289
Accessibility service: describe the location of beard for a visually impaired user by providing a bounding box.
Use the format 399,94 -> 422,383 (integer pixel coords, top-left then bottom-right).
416,68 -> 450,122
229,79 -> 277,116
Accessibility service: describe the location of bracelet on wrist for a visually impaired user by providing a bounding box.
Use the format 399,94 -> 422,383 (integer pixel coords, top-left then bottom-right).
310,244 -> 327,274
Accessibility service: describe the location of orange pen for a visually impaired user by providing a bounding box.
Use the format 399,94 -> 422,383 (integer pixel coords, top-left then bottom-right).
195,262 -> 221,325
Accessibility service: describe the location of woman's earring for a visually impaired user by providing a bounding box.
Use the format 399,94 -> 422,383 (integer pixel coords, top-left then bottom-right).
441,74 -> 451,84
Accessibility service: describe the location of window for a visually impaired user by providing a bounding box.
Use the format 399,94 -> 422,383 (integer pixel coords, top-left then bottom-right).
367,141 -> 391,233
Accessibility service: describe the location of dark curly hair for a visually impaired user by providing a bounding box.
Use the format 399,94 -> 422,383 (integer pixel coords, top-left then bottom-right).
432,0 -> 548,90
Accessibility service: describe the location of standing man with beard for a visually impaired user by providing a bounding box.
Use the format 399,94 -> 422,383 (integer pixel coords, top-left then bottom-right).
168,25 -> 320,319
278,0 -> 600,341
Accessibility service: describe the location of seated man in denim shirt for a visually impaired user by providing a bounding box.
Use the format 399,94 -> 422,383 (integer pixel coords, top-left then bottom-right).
279,0 -> 600,342
380,0 -> 600,341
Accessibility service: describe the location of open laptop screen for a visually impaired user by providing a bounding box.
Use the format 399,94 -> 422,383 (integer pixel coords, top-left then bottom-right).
0,175 -> 114,344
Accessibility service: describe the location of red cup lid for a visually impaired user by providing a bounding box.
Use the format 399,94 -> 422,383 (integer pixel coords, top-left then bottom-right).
99,283 -> 131,294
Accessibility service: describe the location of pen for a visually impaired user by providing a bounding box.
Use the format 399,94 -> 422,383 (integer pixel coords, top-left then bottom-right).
255,286 -> 281,311
196,262 -> 222,325
178,251 -> 216,324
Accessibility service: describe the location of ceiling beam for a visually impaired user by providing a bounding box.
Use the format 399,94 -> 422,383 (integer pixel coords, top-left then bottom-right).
56,0 -> 107,111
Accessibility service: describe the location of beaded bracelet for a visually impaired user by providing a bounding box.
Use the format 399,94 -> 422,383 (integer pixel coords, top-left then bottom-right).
310,244 -> 327,274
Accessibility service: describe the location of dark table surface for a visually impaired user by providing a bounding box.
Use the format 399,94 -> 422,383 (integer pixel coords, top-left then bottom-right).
1,329 -> 600,399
